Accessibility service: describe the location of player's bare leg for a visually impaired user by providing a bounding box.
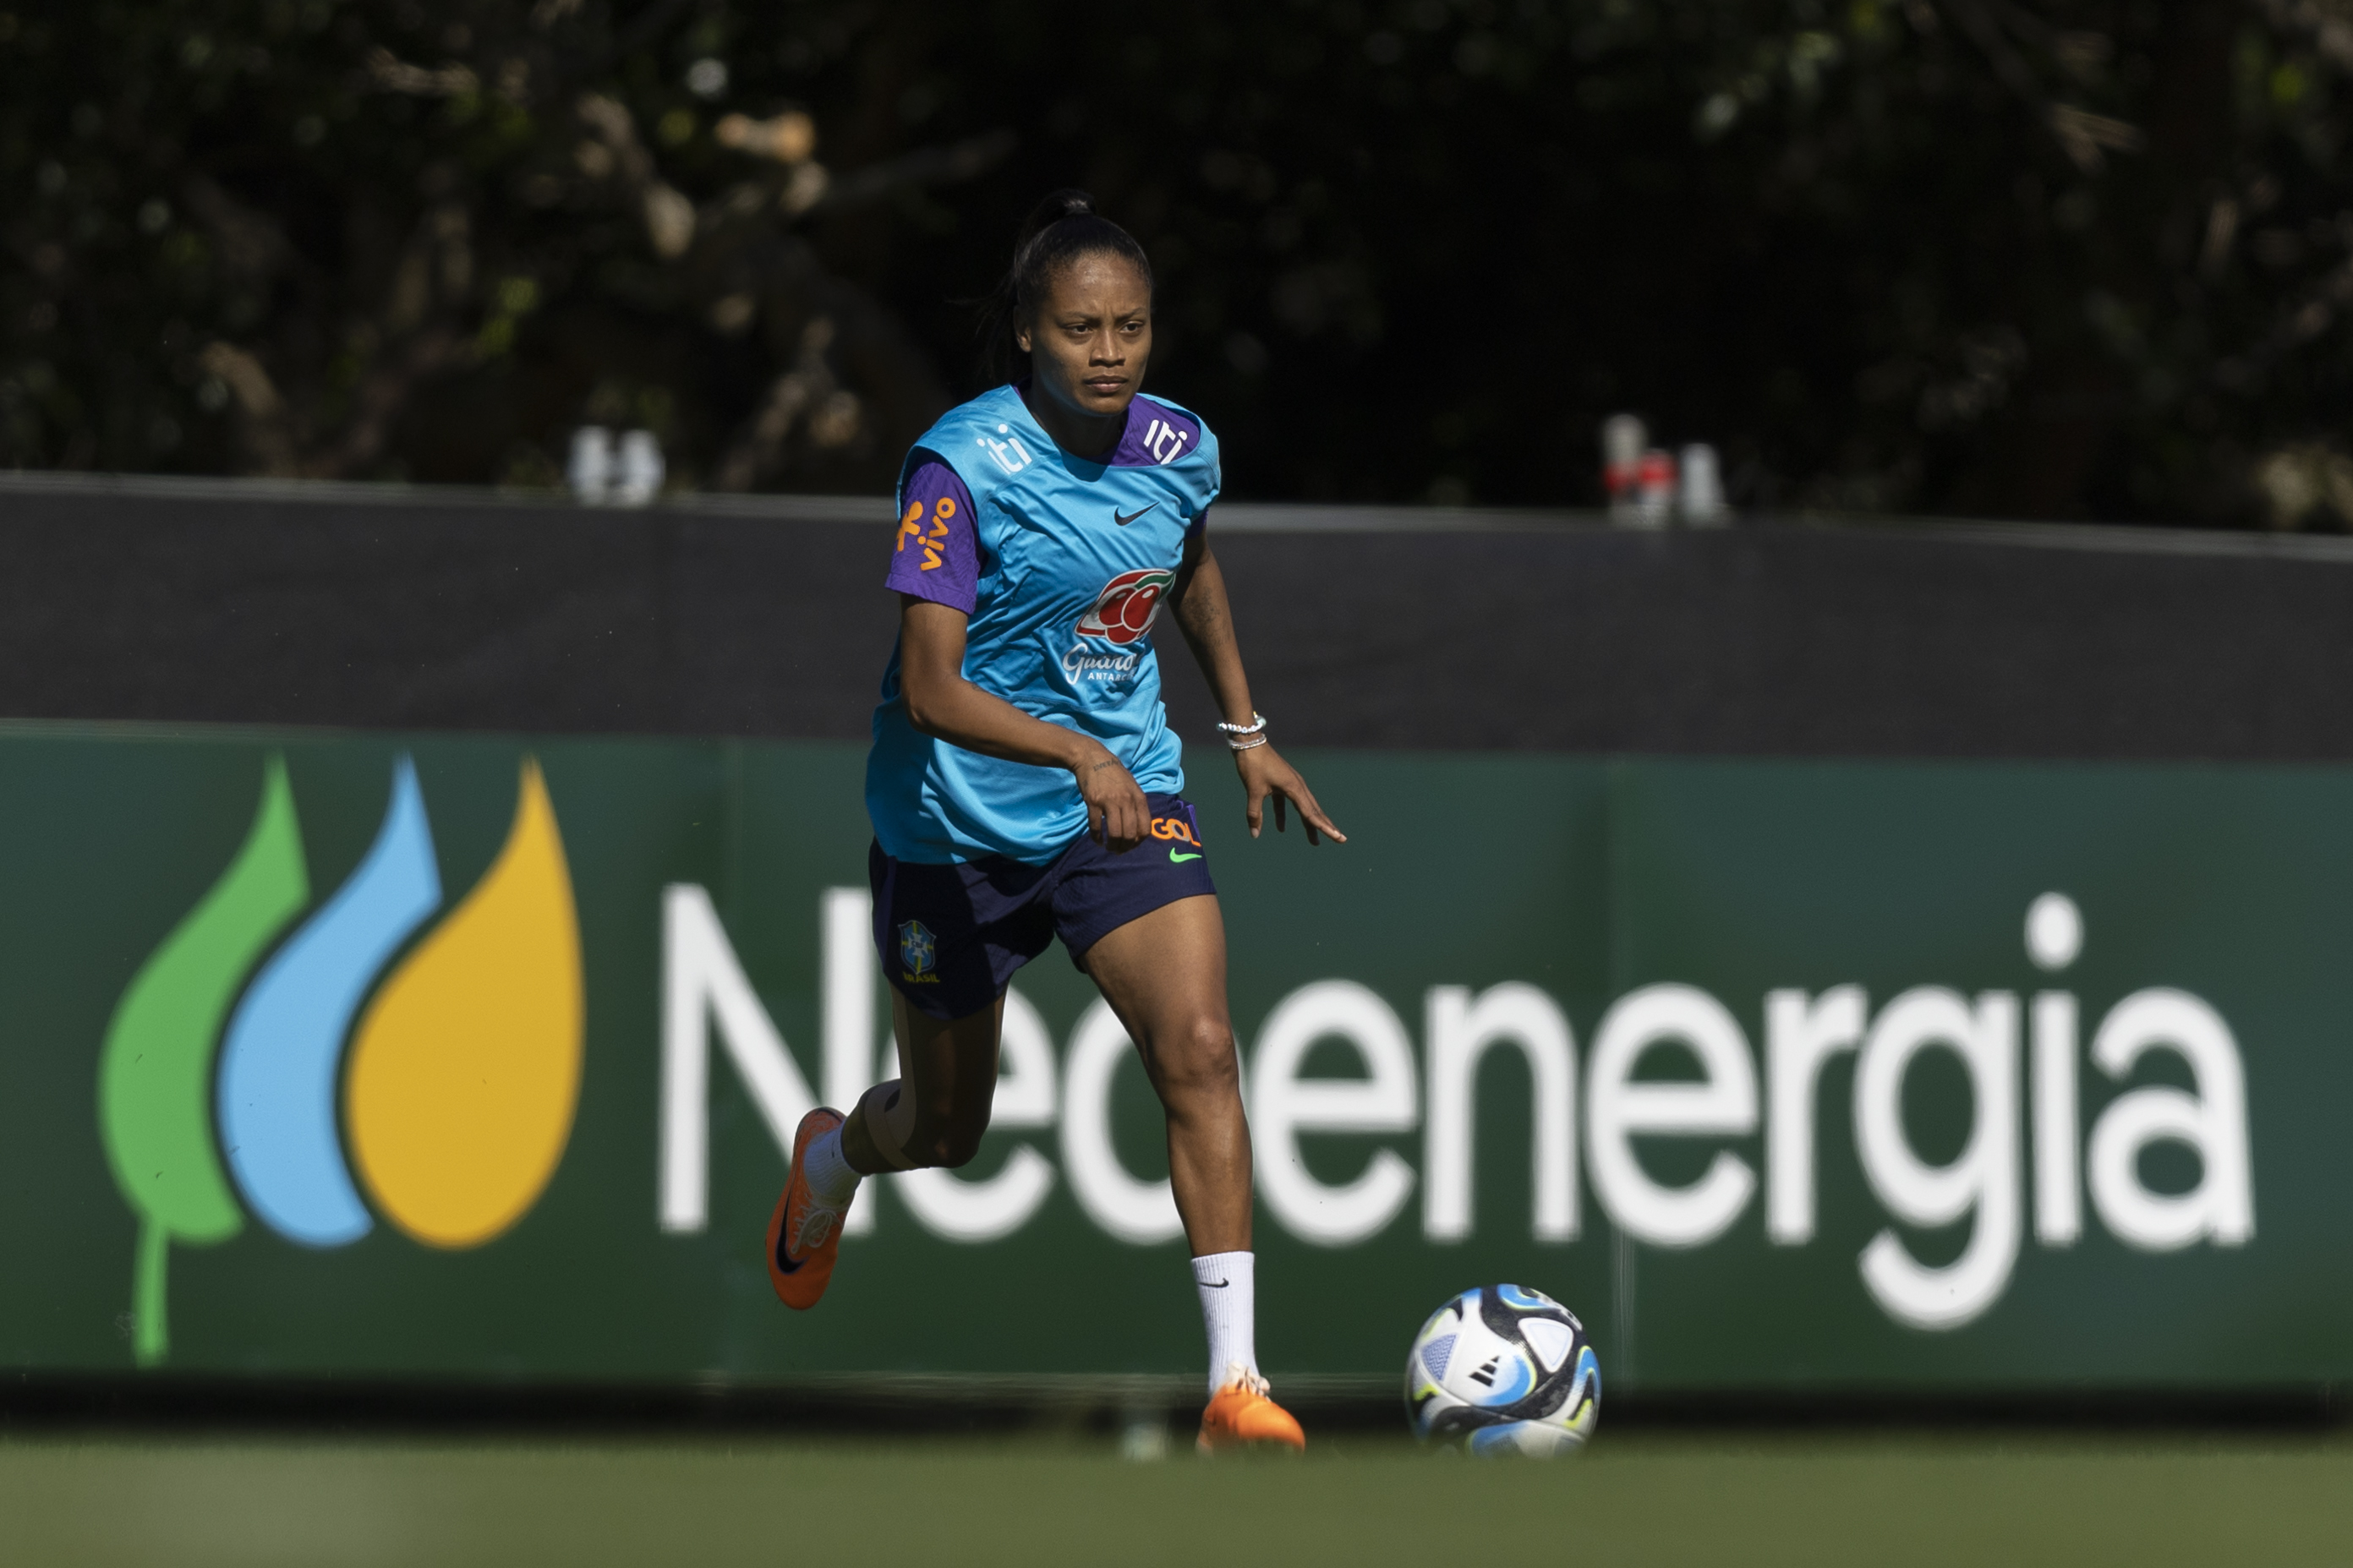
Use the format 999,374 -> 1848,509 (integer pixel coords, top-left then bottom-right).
769,993 -> 1001,1311
1085,893 -> 1305,1452
843,991 -> 1004,1172
1082,895 -> 1249,1253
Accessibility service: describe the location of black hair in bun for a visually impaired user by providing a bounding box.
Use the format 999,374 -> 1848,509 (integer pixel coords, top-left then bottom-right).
978,188 -> 1153,381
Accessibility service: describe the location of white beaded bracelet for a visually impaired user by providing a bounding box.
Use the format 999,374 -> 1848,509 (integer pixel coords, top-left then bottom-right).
1216,712 -> 1269,750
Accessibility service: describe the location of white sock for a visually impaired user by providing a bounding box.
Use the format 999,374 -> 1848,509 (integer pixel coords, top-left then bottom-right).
1191,1251 -> 1258,1397
801,1127 -> 861,1208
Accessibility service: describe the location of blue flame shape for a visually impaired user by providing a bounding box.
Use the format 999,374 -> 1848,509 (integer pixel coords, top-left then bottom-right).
217,757 -> 441,1247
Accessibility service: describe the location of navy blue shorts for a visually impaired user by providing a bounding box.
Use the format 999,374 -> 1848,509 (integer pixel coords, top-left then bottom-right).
871,793 -> 1217,1019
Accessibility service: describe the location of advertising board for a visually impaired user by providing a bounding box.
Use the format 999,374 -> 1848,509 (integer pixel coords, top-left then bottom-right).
0,724 -> 2318,1390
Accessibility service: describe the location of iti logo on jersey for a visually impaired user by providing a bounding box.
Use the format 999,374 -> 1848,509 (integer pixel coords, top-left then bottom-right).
1140,417 -> 1190,465
975,423 -> 1033,477
1077,568 -> 1174,646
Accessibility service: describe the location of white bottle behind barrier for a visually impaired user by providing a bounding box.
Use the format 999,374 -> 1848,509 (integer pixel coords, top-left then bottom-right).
1601,413 -> 1645,522
1677,443 -> 1728,526
614,429 -> 666,507
1635,447 -> 1677,527
568,427 -> 613,505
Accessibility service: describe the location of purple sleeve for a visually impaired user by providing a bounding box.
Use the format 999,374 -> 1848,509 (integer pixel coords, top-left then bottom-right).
885,458 -> 979,614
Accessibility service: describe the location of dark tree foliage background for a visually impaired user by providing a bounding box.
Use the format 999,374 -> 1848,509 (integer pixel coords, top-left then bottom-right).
8,0 -> 2353,525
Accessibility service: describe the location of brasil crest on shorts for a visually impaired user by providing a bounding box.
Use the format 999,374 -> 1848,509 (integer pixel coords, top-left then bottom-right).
898,919 -> 937,981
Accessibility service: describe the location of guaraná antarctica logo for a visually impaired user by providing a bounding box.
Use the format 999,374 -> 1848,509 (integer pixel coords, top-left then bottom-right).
95,753 -> 583,1365
1076,567 -> 1174,646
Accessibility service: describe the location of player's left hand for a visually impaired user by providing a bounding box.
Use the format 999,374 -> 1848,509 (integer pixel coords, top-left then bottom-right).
1235,744 -> 1345,845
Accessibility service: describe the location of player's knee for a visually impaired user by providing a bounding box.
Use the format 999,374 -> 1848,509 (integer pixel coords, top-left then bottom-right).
909,1105 -> 989,1169
934,1124 -> 988,1168
916,1114 -> 988,1169
1190,1013 -> 1241,1072
1163,1016 -> 1240,1100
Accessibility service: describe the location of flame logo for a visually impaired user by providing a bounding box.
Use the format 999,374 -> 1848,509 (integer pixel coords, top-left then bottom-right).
97,758 -> 307,1367
96,753 -> 583,1366
347,759 -> 582,1248
219,757 -> 440,1248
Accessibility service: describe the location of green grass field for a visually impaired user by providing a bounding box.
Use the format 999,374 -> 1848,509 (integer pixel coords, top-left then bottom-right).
6,1429 -> 2349,1566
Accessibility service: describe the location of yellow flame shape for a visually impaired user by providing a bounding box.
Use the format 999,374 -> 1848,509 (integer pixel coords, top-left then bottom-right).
346,758 -> 583,1248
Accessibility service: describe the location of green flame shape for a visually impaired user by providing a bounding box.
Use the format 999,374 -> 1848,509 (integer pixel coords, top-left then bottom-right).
96,756 -> 308,1366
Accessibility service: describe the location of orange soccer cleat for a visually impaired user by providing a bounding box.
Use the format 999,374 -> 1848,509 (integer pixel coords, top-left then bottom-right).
1197,1371 -> 1307,1454
766,1106 -> 847,1310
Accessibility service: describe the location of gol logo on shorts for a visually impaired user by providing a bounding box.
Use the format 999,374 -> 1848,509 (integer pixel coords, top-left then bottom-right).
1150,816 -> 1201,847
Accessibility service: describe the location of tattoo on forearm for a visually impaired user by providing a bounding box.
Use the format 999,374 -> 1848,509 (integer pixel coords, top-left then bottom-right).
1178,592 -> 1225,642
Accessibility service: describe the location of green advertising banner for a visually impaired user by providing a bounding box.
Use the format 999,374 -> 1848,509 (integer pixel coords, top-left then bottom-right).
0,723 -> 2329,1392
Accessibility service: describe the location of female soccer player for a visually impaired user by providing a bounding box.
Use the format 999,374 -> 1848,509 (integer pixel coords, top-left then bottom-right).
764,189 -> 1342,1451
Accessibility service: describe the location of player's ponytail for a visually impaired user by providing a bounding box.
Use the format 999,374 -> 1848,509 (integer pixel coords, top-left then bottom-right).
978,188 -> 1153,383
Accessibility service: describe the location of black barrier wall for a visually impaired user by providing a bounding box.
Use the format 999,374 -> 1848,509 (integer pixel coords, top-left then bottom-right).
3,475 -> 2353,758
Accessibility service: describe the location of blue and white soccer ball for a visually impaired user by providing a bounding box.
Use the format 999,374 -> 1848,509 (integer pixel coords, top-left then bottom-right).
1404,1284 -> 1600,1456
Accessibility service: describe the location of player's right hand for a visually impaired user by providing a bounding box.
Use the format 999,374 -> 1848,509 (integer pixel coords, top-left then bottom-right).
1078,751 -> 1150,852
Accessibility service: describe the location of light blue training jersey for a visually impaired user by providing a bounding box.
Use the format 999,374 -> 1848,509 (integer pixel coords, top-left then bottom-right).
867,384 -> 1222,864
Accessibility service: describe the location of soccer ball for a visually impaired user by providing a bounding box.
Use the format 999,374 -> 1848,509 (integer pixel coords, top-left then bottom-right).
1404,1284 -> 1600,1456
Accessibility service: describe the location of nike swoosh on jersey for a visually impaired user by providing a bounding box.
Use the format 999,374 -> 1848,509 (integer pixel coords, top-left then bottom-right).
1170,850 -> 1202,863
1114,501 -> 1161,526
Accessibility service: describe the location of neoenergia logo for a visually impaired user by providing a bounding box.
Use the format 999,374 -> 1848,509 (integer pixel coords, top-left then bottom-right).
95,754 -> 583,1366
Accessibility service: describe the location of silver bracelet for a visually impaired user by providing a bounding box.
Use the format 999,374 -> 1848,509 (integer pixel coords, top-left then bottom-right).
1228,733 -> 1270,753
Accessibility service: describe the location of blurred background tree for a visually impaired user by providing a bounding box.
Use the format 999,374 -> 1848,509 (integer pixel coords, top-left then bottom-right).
7,0 -> 2353,526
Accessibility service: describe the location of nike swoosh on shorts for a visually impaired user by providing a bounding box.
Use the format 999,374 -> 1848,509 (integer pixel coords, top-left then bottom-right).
1171,850 -> 1201,863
